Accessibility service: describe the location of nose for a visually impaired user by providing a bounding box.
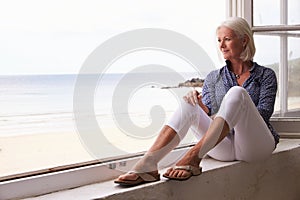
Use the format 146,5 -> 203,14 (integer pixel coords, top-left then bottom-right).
219,40 -> 225,49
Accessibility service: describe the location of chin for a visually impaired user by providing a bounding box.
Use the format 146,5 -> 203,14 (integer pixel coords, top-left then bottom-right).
222,54 -> 228,59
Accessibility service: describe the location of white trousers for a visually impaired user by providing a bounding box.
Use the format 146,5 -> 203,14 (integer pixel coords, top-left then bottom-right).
166,86 -> 275,162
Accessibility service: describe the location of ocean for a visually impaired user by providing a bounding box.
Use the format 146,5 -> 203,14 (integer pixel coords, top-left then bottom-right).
0,73 -> 199,137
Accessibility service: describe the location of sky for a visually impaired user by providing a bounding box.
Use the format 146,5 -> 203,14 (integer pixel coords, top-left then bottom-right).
0,0 -> 225,75
1,0 -> 299,75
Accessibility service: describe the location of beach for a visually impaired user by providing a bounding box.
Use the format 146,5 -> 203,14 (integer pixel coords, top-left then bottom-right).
0,116 -> 197,179
1,73 -> 299,180
0,110 -> 165,179
0,131 -> 92,178
0,73 -> 194,179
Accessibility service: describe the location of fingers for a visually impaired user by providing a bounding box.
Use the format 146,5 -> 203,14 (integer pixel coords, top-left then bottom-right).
192,90 -> 198,105
183,90 -> 200,106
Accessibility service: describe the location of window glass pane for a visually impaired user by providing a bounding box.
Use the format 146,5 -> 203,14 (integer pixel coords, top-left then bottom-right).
288,0 -> 300,25
288,34 -> 300,115
253,0 -> 281,26
0,0 -> 225,179
253,34 -> 280,113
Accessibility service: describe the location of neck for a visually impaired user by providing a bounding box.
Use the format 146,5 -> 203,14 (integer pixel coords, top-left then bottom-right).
228,60 -> 252,75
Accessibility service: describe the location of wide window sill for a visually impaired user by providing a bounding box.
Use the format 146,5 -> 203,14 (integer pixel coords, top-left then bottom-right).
2,138 -> 299,200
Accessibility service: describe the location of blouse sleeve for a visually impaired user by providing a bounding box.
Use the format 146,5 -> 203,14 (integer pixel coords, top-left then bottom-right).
257,68 -> 278,122
201,72 -> 213,116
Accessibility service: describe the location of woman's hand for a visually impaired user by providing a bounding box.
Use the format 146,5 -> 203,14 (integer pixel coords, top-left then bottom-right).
183,90 -> 209,115
183,90 -> 201,106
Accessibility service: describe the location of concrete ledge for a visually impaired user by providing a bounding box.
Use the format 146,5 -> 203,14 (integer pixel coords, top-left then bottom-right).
24,139 -> 300,200
270,117 -> 300,134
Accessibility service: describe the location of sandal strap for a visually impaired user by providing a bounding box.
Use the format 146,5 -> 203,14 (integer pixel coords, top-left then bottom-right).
174,165 -> 202,176
128,171 -> 160,182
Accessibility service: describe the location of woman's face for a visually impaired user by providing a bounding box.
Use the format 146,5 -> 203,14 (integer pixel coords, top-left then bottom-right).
217,26 -> 245,61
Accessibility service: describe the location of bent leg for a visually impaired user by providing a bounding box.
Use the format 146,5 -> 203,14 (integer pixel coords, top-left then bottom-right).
164,86 -> 275,179
215,86 -> 275,162
167,100 -> 212,140
164,103 -> 233,179
141,101 -> 211,170
163,115 -> 231,179
117,100 -> 211,183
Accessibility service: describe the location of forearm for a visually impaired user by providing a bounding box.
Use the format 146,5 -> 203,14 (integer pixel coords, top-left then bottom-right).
199,101 -> 210,115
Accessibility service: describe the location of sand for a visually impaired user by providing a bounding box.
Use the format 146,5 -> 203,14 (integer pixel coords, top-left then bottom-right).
0,124 -> 161,180
0,132 -> 94,179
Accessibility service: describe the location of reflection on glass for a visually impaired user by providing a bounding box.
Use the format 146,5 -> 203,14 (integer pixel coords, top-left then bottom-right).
288,0 -> 300,25
254,35 -> 280,113
288,36 -> 300,115
0,0 -> 225,180
253,0 -> 280,26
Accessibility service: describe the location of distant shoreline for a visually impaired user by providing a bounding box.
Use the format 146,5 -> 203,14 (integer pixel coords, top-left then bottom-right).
161,78 -> 204,89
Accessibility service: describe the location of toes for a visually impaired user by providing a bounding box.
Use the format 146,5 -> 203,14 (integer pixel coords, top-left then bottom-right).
171,169 -> 189,178
177,170 -> 184,178
165,168 -> 191,179
164,168 -> 173,176
180,170 -> 189,178
176,170 -> 189,178
118,173 -> 138,181
169,169 -> 178,177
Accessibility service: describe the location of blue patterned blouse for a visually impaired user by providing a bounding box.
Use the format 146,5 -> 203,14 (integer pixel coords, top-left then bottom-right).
202,61 -> 280,145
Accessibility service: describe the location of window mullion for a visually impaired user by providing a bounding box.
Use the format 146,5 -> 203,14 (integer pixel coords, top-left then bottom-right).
279,36 -> 288,116
227,0 -> 253,26
279,0 -> 288,116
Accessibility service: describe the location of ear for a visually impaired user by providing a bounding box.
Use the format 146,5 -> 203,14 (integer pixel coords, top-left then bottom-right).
243,34 -> 249,47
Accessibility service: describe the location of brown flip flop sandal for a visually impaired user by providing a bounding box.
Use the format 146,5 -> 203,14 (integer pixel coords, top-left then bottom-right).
114,171 -> 160,186
163,165 -> 202,181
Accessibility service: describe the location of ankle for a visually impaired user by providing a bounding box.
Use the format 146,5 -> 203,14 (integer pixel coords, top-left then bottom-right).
188,148 -> 202,161
177,152 -> 201,167
133,156 -> 158,173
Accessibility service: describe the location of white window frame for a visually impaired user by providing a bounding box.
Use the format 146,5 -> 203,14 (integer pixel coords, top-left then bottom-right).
254,1 -> 300,119
248,0 -> 300,135
228,0 -> 300,117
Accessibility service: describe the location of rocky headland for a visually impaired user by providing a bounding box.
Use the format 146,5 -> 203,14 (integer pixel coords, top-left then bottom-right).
161,78 -> 204,89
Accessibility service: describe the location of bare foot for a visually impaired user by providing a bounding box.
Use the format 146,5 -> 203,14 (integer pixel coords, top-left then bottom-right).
163,149 -> 201,179
116,158 -> 158,182
116,173 -> 139,181
116,170 -> 159,181
114,170 -> 160,186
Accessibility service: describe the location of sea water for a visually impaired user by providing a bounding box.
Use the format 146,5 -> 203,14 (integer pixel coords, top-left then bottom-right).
0,73 -> 197,137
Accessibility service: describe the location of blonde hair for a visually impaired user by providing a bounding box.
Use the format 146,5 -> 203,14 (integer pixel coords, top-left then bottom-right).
217,17 -> 256,62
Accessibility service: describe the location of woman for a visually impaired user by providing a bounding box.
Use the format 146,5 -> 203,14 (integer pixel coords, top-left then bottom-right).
115,17 -> 279,186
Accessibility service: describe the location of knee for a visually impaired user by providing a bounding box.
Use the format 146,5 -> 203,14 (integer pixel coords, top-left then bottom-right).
224,86 -> 247,105
227,86 -> 246,97
216,86 -> 247,129
180,100 -> 200,113
178,100 -> 202,119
